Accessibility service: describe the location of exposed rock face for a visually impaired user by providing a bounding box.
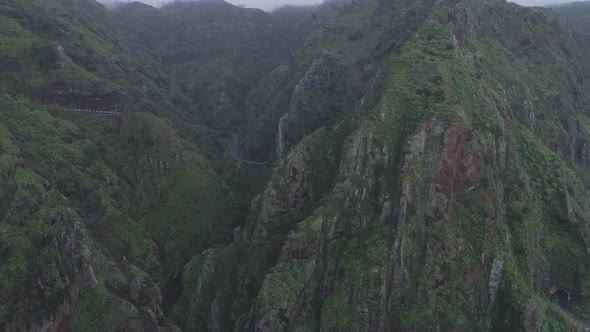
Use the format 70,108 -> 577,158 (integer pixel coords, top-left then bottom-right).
333,122 -> 385,210
488,258 -> 504,304
252,123 -> 390,331
276,113 -> 292,159
247,130 -> 320,242
3,213 -> 103,332
47,42 -> 69,70
103,263 -> 163,317
439,123 -> 482,200
275,59 -> 346,159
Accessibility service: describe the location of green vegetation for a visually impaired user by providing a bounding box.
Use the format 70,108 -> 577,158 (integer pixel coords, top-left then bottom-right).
0,0 -> 244,329
143,168 -> 239,275
66,284 -> 117,332
1,0 -> 590,330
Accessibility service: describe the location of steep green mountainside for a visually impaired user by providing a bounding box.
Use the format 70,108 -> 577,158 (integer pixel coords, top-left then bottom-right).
172,0 -> 590,330
0,0 -> 240,330
1,0 -> 590,331
236,0 -> 436,161
112,0 -> 358,202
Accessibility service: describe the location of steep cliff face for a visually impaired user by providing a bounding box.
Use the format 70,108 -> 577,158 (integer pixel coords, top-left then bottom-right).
236,0 -> 427,163
173,0 -> 590,330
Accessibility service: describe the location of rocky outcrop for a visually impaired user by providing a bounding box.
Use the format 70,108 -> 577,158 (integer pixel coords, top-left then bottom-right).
246,130 -> 319,241
45,42 -> 70,70
103,262 -> 163,318
488,258 -> 504,304
2,211 -> 103,332
276,113 -> 293,159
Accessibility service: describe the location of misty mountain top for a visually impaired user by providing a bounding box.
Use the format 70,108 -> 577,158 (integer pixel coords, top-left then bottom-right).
99,0 -> 324,11
98,0 -> 578,11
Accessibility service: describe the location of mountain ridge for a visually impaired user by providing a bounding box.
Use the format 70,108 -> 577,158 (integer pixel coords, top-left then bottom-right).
170,0 -> 590,330
1,0 -> 590,330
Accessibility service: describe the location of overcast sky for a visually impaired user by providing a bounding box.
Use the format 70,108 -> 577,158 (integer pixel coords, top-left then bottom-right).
514,0 -> 571,5
103,0 -> 574,11
228,0 -> 320,10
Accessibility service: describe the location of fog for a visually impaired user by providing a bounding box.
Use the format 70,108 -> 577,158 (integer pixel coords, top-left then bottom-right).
100,0 -> 322,11
227,0 -> 321,10
514,0 -> 572,5
99,0 -> 577,11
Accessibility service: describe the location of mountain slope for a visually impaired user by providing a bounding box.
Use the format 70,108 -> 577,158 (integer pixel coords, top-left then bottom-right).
0,0 -> 240,330
172,0 -> 590,330
2,0 -> 590,331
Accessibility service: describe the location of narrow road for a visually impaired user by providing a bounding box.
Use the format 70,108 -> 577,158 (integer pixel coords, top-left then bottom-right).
65,108 -> 122,115
556,303 -> 590,331
570,314 -> 590,331
231,133 -> 268,166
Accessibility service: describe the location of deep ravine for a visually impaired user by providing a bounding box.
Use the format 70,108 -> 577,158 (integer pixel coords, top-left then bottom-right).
1,0 -> 590,331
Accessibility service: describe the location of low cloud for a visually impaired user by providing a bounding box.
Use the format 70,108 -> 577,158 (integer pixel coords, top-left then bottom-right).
99,0 -> 575,11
